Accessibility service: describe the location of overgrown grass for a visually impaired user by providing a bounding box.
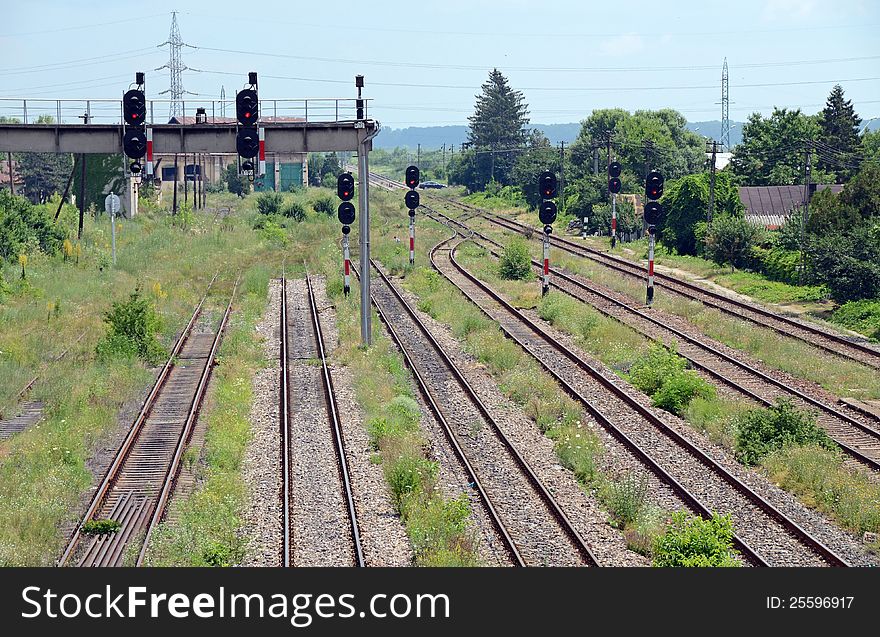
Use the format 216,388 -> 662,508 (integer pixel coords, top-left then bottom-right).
712,271 -> 828,305
328,265 -> 480,567
0,192 -> 288,565
144,266 -> 268,566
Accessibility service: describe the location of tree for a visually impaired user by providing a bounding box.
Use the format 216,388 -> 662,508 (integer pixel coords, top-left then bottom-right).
730,108 -> 833,185
71,153 -> 125,212
862,129 -> 880,163
12,115 -> 74,204
464,69 -> 529,188
808,223 -> 880,302
660,172 -> 743,255
511,130 -> 559,209
0,189 -> 65,259
817,85 -> 862,183
704,214 -> 761,270
224,163 -> 247,197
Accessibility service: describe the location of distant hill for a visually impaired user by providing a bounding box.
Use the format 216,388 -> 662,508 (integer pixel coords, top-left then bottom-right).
374,120 -> 747,149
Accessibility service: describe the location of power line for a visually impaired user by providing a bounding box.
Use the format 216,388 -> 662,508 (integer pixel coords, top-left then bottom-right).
0,13 -> 168,38
0,47 -> 159,76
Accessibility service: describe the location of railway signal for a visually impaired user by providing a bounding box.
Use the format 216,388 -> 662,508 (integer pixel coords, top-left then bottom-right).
122,74 -> 147,177
337,172 -> 356,296
608,160 -> 621,247
643,170 -> 664,307
537,170 -> 557,296
236,73 -> 263,178
405,165 -> 419,265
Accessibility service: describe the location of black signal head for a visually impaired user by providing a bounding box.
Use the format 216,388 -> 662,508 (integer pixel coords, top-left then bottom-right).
236,88 -> 259,124
539,200 -> 558,225
645,170 -> 664,200
236,128 -> 259,158
338,201 -> 356,225
337,173 -> 355,201
608,161 -> 622,178
405,165 -> 420,189
608,177 -> 622,194
644,201 -> 663,226
405,189 -> 420,209
538,171 -> 557,198
122,89 -> 146,126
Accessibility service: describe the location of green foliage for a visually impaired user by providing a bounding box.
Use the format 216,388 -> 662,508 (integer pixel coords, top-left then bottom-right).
763,445 -> 880,535
0,189 -> 66,259
255,191 -> 283,215
366,395 -> 421,449
569,108 -> 705,187
70,153 -> 125,213
808,222 -> 880,302
553,424 -> 602,484
81,519 -> 121,535
498,236 -> 533,280
817,85 -> 863,183
307,152 -> 341,186
384,444 -> 438,513
734,399 -> 836,466
660,172 -> 743,255
629,344 -> 715,415
511,130 -> 560,209
704,214 -> 762,269
748,245 -> 800,285
280,200 -> 306,221
731,108 -> 833,185
312,195 -> 335,216
224,163 -> 248,196
95,287 -> 166,365
831,299 -> 880,341
600,473 -> 649,528
406,494 -> 477,567
652,512 -> 740,567
651,372 -> 716,415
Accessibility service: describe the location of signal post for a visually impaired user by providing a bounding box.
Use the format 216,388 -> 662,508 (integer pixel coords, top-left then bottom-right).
643,170 -> 664,307
537,171 -> 558,297
404,165 -> 420,265
608,160 -> 622,247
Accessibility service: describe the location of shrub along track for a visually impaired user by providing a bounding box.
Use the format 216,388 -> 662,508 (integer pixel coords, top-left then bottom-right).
428,229 -> 857,567
425,207 -> 880,474
441,197 -> 880,374
353,260 -> 600,567
279,273 -> 364,567
58,273 -> 238,567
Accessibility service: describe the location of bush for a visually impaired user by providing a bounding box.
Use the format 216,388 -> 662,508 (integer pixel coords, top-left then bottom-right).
831,299 -> 880,342
498,236 -> 533,280
95,287 -> 166,365
734,399 -> 836,466
81,519 -> 121,535
0,189 -> 65,259
749,245 -> 800,285
553,424 -> 602,484
280,200 -> 306,222
600,473 -> 649,528
312,195 -> 335,216
366,395 -> 421,449
651,371 -> 716,415
629,344 -> 687,396
255,191 -> 283,215
628,343 -> 715,415
652,512 -> 740,567
406,494 -> 477,566
384,449 -> 437,513
704,214 -> 761,269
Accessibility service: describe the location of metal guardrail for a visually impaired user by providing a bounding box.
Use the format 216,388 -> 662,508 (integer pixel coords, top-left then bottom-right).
0,98 -> 371,125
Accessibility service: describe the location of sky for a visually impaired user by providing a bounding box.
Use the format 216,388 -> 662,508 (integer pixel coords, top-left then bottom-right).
2,0 -> 879,132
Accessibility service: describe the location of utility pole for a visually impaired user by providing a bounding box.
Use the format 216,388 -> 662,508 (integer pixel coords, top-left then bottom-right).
707,140 -> 719,225
417,143 -> 421,170
172,154 -> 179,214
593,146 -> 599,175
77,154 -> 86,239
559,141 -> 565,214
800,141 -> 812,285
184,153 -> 189,205
6,152 -> 13,195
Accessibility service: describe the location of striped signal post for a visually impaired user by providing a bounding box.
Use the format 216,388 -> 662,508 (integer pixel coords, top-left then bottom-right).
643,170 -> 664,307
258,126 -> 266,177
608,161 -> 622,248
337,172 -> 356,296
537,171 -> 558,297
145,127 -> 153,177
405,165 -> 420,266
342,226 -> 352,296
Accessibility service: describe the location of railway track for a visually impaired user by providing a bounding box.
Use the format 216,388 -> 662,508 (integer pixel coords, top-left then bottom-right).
280,274 -> 364,567
465,204 -> 880,372
426,229 -> 852,567
424,207 -> 880,473
356,257 -> 600,567
59,274 -> 236,567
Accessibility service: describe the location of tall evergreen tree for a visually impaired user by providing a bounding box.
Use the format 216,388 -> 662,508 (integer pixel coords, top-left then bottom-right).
465,69 -> 529,187
818,85 -> 863,182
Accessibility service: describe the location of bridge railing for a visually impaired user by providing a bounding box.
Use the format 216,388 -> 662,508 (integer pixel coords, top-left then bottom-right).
0,98 -> 371,125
